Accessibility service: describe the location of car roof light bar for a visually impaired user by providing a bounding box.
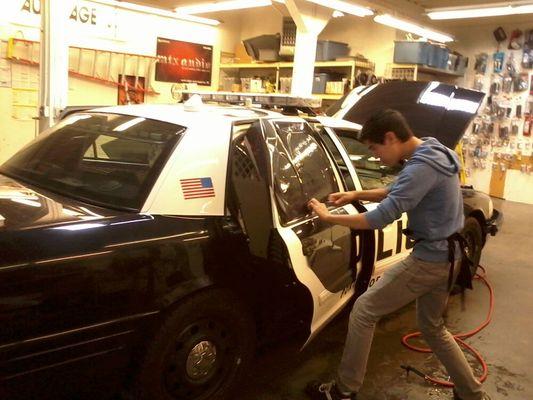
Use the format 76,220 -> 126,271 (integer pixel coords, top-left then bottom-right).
181,91 -> 322,109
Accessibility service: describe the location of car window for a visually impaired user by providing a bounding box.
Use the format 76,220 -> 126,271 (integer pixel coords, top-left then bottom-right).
271,121 -> 339,225
310,124 -> 357,192
1,113 -> 184,210
333,128 -> 402,190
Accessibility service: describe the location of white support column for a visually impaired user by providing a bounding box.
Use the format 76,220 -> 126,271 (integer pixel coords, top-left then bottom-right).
285,0 -> 332,97
39,0 -> 69,132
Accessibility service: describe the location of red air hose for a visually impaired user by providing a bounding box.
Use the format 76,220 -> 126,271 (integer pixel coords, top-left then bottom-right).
400,266 -> 494,387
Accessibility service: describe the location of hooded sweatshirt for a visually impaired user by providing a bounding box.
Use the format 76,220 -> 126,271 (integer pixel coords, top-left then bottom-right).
365,137 -> 464,262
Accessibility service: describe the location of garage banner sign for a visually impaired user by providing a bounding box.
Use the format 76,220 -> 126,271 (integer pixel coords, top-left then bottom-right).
155,38 -> 212,86
13,0 -> 119,40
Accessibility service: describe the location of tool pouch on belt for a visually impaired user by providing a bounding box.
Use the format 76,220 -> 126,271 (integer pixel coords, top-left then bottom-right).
447,232 -> 474,291
403,229 -> 474,292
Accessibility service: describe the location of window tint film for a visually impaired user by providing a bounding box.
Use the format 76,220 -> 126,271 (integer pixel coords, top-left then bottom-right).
1,113 -> 184,210
311,124 -> 356,191
271,121 -> 338,224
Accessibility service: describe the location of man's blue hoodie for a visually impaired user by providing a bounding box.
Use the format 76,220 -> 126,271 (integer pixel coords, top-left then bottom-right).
365,137 -> 464,262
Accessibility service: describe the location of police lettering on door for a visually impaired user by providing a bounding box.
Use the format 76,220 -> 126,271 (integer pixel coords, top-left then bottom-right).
377,219 -> 415,261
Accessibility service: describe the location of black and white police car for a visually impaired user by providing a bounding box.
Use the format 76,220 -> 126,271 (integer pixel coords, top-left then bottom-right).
0,86 -> 500,400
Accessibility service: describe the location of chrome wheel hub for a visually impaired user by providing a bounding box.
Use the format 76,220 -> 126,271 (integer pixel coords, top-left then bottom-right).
186,340 -> 217,380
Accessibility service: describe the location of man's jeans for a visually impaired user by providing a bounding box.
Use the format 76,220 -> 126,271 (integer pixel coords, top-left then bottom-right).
337,254 -> 484,400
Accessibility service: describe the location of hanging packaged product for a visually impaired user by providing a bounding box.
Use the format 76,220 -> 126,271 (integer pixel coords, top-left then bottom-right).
499,120 -> 510,140
508,29 -> 523,50
514,73 -> 529,92
505,52 -> 519,76
502,76 -> 513,93
474,53 -> 489,74
490,75 -> 503,95
522,29 -> 533,69
493,52 -> 505,73
524,114 -> 531,137
511,118 -> 521,135
473,74 -> 484,91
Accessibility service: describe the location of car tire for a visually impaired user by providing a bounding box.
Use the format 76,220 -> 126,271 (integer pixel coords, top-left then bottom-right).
136,289 -> 255,400
462,216 -> 483,276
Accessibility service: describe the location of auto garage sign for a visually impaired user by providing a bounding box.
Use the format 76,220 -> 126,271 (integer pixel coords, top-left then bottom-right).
11,0 -> 118,40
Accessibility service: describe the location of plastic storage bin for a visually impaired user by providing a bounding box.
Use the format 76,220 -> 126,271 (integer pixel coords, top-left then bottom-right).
447,53 -> 458,71
316,40 -> 349,61
455,56 -> 469,74
428,45 -> 449,69
393,41 -> 431,64
313,73 -> 330,93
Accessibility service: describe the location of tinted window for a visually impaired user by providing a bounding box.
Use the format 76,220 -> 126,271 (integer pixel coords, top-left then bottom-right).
333,129 -> 401,190
1,113 -> 184,210
311,124 -> 356,191
271,121 -> 338,224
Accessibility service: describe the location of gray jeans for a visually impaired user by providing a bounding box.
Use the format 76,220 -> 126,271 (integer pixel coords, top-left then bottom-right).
337,254 -> 484,400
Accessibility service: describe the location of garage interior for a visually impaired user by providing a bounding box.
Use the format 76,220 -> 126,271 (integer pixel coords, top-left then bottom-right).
1,1 -> 532,400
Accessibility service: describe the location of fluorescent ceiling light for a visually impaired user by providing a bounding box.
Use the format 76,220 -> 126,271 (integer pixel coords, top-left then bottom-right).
427,2 -> 533,20
92,0 -> 220,25
333,10 -> 345,18
374,14 -> 453,43
176,0 -> 272,15
307,0 -> 374,17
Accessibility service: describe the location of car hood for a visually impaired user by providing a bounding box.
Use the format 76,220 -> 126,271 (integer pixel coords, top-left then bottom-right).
0,173 -> 123,230
327,81 -> 485,149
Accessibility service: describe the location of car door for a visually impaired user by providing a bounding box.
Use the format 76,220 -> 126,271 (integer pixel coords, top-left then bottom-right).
315,122 -> 415,288
259,118 -> 362,344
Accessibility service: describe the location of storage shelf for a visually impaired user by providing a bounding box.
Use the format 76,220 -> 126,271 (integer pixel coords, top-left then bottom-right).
417,65 -> 464,77
219,59 -> 373,102
220,60 -> 374,70
313,93 -> 343,100
207,92 -> 343,102
391,63 -> 464,77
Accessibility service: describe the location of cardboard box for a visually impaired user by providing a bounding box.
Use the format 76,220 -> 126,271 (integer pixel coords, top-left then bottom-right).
235,43 -> 253,63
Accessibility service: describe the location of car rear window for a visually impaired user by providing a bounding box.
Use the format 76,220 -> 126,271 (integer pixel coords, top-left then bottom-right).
0,113 -> 185,210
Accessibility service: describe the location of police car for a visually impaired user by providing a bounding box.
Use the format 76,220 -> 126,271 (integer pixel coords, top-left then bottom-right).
0,87 -> 500,400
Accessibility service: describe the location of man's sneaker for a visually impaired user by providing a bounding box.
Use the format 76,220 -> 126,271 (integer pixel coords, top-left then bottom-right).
305,380 -> 357,400
453,388 -> 492,400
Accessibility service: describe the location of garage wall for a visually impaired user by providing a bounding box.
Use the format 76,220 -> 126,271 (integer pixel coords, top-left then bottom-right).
320,16 -> 398,77
449,23 -> 533,204
0,0 -> 237,164
239,7 -> 397,77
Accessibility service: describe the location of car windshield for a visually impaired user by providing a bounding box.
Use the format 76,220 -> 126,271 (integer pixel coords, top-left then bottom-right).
0,113 -> 185,210
333,129 -> 402,190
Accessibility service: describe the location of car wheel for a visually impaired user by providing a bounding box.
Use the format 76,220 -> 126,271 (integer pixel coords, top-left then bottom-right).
462,216 -> 483,276
137,289 -> 255,400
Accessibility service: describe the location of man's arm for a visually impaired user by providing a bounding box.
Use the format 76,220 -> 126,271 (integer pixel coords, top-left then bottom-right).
308,198 -> 371,230
353,188 -> 389,202
329,187 -> 389,205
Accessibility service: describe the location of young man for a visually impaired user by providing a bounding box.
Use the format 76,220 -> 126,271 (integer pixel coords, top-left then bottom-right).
306,109 -> 489,400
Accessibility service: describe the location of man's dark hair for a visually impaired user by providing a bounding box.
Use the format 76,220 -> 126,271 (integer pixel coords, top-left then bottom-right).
359,109 -> 414,144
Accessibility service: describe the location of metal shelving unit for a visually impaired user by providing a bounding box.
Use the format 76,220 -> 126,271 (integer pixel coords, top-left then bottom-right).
219,59 -> 374,100
387,63 -> 465,82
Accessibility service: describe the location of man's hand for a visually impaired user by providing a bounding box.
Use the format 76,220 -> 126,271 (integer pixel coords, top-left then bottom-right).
307,198 -> 330,221
328,191 -> 356,206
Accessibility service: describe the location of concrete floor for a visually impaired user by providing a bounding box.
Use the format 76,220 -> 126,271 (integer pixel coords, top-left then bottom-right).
238,199 -> 533,400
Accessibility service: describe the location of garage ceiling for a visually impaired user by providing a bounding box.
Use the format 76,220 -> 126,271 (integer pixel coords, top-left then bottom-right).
123,0 -> 533,27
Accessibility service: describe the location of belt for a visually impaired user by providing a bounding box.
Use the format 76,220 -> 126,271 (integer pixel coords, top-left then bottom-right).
403,230 -> 474,292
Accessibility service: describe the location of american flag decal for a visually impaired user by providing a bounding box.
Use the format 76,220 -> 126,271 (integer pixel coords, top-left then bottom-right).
180,177 -> 215,200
